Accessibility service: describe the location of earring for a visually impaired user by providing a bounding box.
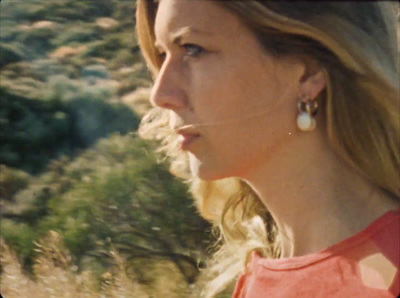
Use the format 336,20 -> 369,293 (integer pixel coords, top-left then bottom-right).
296,98 -> 318,132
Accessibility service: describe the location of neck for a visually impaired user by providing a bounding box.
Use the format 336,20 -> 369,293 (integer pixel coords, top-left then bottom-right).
242,129 -> 399,258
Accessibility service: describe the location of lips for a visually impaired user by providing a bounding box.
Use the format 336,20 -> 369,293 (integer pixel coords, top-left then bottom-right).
176,126 -> 200,150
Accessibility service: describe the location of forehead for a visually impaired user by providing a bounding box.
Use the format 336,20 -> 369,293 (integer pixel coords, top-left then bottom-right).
154,0 -> 243,39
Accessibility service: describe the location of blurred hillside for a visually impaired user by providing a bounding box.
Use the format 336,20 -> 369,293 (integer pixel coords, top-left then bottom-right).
1,0 -> 152,173
0,1 -> 223,297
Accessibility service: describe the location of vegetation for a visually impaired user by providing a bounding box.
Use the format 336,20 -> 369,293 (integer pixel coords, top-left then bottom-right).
0,1 -> 224,297
1,232 -> 151,297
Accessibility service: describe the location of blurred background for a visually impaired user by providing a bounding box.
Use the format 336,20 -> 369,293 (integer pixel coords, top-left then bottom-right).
0,1 -> 222,297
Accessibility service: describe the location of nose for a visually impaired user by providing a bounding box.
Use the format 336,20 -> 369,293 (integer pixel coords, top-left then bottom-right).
150,58 -> 187,111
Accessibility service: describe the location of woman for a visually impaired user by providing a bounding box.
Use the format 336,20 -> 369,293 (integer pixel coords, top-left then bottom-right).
136,1 -> 399,297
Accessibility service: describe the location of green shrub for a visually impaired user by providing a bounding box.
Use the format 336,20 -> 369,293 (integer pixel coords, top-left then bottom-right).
15,27 -> 58,60
81,64 -> 110,79
41,136 -> 210,278
1,2 -> 47,22
0,165 -> 31,201
67,97 -> 139,147
112,1 -> 137,27
81,33 -> 135,60
1,1 -> 114,23
0,43 -> 24,68
44,75 -> 83,102
0,87 -> 69,173
0,20 -> 21,43
2,134 -> 211,280
0,83 -> 139,174
49,1 -> 114,22
29,59 -> 69,81
0,219 -> 38,269
51,24 -> 100,47
108,48 -> 135,70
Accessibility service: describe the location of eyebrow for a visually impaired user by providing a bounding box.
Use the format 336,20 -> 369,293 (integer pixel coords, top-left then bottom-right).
154,26 -> 215,48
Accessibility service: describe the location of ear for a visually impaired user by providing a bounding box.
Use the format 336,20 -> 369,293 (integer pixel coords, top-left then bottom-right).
298,65 -> 326,101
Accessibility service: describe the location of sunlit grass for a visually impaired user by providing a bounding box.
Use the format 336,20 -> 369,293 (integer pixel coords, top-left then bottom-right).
0,232 -> 156,298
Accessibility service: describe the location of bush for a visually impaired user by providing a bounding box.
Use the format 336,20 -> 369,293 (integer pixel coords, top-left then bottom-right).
0,165 -> 31,201
0,220 -> 38,270
0,232 -> 150,297
2,134 -> 212,284
0,20 -> 21,43
81,32 -> 135,60
1,230 -> 203,298
108,48 -> 135,70
15,27 -> 58,60
0,82 -> 139,173
67,97 -> 139,147
1,1 -> 114,23
1,2 -> 47,23
81,64 -> 110,79
51,24 -> 100,47
112,1 -> 137,28
0,43 -> 24,68
0,87 -> 70,173
28,59 -> 69,81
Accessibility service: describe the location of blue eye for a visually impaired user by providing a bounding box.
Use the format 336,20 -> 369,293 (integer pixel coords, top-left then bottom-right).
183,44 -> 204,57
157,44 -> 204,63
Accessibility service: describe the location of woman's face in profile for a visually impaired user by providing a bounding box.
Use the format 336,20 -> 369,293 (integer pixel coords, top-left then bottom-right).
152,0 -> 305,181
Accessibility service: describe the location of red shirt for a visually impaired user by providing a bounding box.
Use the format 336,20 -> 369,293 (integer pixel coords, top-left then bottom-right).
233,208 -> 400,298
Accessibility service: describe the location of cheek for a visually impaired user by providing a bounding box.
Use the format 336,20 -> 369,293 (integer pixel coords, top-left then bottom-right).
187,56 -> 299,178
190,64 -> 234,116
190,55 -> 261,110
200,101 -> 295,177
191,57 -> 287,122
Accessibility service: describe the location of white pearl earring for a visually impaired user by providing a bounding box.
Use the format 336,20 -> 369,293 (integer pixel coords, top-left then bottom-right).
296,99 -> 318,132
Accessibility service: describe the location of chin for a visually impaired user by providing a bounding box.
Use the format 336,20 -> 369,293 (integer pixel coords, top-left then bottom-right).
189,153 -> 232,181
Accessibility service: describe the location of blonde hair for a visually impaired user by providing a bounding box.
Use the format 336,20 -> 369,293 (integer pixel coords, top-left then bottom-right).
136,1 -> 399,297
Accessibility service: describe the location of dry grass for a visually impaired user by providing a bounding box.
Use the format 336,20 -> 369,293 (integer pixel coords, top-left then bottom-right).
121,87 -> 152,117
49,46 -> 87,59
0,231 -> 150,298
95,18 -> 120,30
0,231 -> 196,297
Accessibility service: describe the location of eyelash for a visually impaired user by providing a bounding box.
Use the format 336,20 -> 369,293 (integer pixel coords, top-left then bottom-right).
158,43 -> 205,61
183,43 -> 204,57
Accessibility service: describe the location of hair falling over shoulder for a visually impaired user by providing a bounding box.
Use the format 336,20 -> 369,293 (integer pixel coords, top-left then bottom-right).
136,1 -> 399,297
